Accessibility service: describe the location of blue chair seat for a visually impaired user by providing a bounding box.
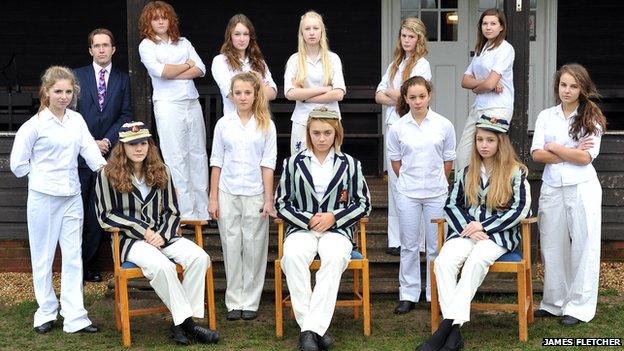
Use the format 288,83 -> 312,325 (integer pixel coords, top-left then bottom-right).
121,259 -> 178,269
313,250 -> 363,260
496,250 -> 522,262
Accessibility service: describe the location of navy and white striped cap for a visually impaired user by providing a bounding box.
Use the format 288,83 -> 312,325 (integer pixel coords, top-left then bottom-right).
118,121 -> 152,144
475,115 -> 510,134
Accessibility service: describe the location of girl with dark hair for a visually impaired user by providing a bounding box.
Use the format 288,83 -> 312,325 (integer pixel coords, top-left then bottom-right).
531,63 -> 606,326
95,122 -> 219,345
387,76 -> 455,314
457,8 -> 515,171
211,13 -> 277,115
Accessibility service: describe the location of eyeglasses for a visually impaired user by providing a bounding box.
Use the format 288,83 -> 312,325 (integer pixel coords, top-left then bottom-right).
91,43 -> 112,49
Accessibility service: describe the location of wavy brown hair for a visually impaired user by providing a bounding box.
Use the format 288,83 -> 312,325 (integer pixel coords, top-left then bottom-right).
396,75 -> 432,116
220,14 -> 267,76
389,17 -> 429,85
554,63 -> 607,140
474,8 -> 507,56
139,1 -> 180,44
104,139 -> 168,193
465,129 -> 527,209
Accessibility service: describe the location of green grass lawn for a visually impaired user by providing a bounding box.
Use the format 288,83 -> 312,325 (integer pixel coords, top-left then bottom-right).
1,290 -> 622,350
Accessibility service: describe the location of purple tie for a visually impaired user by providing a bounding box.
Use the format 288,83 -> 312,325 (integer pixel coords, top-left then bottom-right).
97,68 -> 107,111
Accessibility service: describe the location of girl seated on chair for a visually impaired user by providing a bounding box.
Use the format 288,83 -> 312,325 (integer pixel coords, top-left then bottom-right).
418,117 -> 531,351
275,107 -> 371,351
95,122 -> 219,346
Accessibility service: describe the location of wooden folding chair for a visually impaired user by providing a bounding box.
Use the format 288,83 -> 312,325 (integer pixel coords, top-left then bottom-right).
108,220 -> 217,347
429,217 -> 537,342
274,217 -> 371,338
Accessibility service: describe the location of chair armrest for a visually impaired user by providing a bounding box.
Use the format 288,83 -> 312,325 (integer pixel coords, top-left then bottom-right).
274,219 -> 284,259
431,218 -> 446,250
521,217 -> 537,263
105,227 -> 122,269
521,217 -> 537,224
358,217 -> 369,258
180,220 -> 207,247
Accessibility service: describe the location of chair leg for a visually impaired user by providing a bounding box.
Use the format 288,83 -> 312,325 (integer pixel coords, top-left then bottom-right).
119,275 -> 132,347
353,268 -> 360,320
275,260 -> 284,339
517,268 -> 528,342
527,265 -> 535,324
114,273 -> 121,331
206,264 -> 217,330
430,262 -> 441,334
362,261 -> 371,336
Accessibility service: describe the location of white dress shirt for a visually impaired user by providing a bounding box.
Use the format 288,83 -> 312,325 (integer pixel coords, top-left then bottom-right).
210,111 -> 277,196
210,54 -> 277,116
306,148 -> 336,199
284,52 -> 346,125
464,40 -> 515,110
132,175 -> 151,199
531,104 -> 601,187
139,37 -> 206,101
376,56 -> 432,125
387,109 -> 456,198
92,62 -> 112,86
10,108 -> 106,196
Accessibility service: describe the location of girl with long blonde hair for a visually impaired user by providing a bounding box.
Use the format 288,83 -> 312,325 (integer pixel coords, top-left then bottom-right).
211,13 -> 277,115
209,72 -> 277,321
375,17 -> 432,257
284,10 -> 346,154
418,117 -> 531,351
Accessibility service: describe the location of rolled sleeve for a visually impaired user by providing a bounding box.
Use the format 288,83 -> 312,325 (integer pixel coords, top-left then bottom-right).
259,122 -> 277,170
139,40 -> 166,78
10,119 -> 36,177
209,120 -> 225,168
442,121 -> 457,161
79,118 -> 106,171
330,53 -> 346,92
263,63 -> 278,92
211,55 -> 232,99
530,113 -> 546,153
587,129 -> 602,160
283,54 -> 297,94
376,66 -> 390,93
386,125 -> 401,161
186,39 -> 206,76
411,58 -> 432,81
491,44 -> 514,75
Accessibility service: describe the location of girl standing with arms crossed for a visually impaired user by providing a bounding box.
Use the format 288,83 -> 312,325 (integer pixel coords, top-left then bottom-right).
457,8 -> 515,171
418,116 -> 531,351
375,17 -> 431,257
531,64 -> 606,326
284,10 -> 346,154
209,72 -> 277,321
138,1 -> 210,221
387,76 -> 455,314
10,66 -> 104,334
211,13 -> 277,116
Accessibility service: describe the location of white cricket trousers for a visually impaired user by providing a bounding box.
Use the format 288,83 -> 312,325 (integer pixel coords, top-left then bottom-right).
397,192 -> 446,302
538,179 -> 602,322
217,191 -> 269,312
455,107 -> 512,171
154,99 -> 209,220
385,152 -> 400,248
434,237 -> 507,325
281,231 -> 352,336
126,237 -> 209,326
27,190 -> 92,332
290,122 -> 307,155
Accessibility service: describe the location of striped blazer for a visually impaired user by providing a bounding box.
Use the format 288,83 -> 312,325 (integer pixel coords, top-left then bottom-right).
94,166 -> 181,262
275,150 -> 372,242
444,166 -> 531,252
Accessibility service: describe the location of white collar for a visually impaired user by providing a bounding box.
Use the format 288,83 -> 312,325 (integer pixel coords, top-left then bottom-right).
93,62 -> 112,74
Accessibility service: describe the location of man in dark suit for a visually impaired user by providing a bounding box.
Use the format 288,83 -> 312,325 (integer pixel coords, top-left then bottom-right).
75,28 -> 132,282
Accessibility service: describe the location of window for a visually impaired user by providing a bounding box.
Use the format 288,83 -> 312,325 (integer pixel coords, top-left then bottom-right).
401,0 -> 459,42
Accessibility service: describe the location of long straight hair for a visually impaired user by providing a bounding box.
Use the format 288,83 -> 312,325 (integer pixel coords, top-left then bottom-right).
554,63 -> 607,140
294,10 -> 332,87
474,8 -> 507,56
230,71 -> 271,132
389,17 -> 428,85
219,14 -> 268,76
464,129 -> 527,209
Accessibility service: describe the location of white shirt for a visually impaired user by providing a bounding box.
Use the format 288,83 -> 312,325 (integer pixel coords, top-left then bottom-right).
531,104 -> 601,187
92,62 -> 112,86
306,148 -> 336,199
211,54 -> 277,116
464,40 -> 515,110
376,56 -> 432,125
139,37 -> 206,101
210,111 -> 277,196
387,109 -> 456,198
10,108 -> 106,196
480,163 -> 491,186
133,175 -> 151,199
284,52 -> 346,124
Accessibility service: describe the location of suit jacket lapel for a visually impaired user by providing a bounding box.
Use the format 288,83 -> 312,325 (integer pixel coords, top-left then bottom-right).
295,155 -> 316,199
320,153 -> 348,204
102,68 -> 118,111
87,66 -> 99,108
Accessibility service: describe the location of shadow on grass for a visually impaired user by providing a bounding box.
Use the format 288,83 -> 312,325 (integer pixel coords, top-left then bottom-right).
0,291 -> 622,350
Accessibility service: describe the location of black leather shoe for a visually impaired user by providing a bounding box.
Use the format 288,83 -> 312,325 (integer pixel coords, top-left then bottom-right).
184,325 -> 219,344
241,310 -> 257,320
561,315 -> 580,326
386,246 -> 401,256
534,309 -> 557,317
170,324 -> 191,345
34,321 -> 54,334
227,309 -> 242,320
394,300 -> 416,314
317,331 -> 334,350
439,326 -> 463,351
299,331 -> 320,351
76,324 -> 99,333
84,271 -> 103,283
